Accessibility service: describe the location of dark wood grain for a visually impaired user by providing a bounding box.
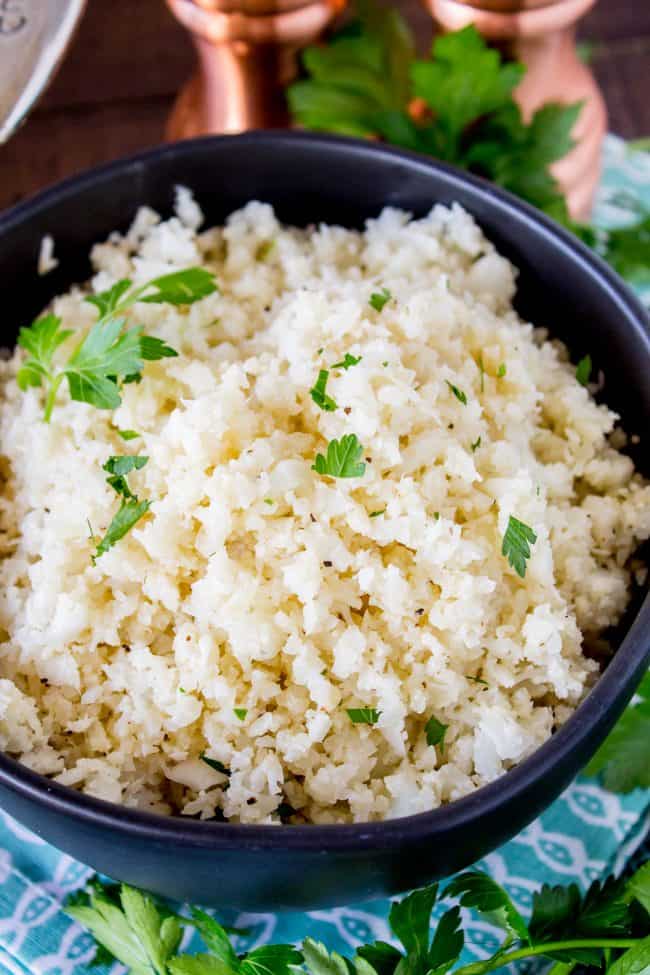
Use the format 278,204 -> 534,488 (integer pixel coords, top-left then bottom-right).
0,0 -> 647,213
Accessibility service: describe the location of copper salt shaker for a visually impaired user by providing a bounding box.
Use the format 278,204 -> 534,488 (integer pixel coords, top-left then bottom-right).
426,0 -> 607,219
166,0 -> 346,138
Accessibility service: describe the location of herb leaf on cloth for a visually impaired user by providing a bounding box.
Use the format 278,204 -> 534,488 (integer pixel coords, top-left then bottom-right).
586,672 -> 650,792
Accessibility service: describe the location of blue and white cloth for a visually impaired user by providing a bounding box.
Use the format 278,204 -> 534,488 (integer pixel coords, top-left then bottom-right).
0,136 -> 648,975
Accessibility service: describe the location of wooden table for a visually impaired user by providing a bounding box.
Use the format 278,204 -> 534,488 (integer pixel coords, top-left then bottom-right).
0,0 -> 648,212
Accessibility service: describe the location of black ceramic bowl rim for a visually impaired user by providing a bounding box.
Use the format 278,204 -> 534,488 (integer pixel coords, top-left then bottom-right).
0,131 -> 648,854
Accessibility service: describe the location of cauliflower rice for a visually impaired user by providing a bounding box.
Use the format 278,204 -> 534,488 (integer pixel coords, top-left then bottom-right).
0,195 -> 648,824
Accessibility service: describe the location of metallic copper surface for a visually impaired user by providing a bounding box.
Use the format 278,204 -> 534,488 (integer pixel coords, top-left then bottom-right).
426,0 -> 607,219
166,0 -> 346,137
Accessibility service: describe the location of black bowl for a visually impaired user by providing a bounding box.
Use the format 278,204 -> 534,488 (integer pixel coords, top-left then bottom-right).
0,131 -> 648,911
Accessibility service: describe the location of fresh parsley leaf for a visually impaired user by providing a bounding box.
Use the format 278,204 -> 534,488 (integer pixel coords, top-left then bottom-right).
242,945 -> 303,975
234,708 -> 247,721
497,363 -> 507,378
428,906 -> 464,975
445,871 -> 530,942
117,429 -> 140,441
140,335 -> 179,361
332,353 -> 362,370
169,955 -> 231,975
17,314 -> 73,387
187,909 -> 239,967
347,707 -> 380,725
103,455 -> 149,477
389,883 -> 439,965
303,938 -> 349,975
86,280 -> 133,319
446,381 -> 467,405
65,319 -> 143,410
470,436 -> 481,452
576,354 -> 592,386
602,213 -> 650,281
627,862 -> 650,916
200,754 -> 231,777
66,884 -> 181,975
369,508 -> 386,518
369,288 -> 392,312
312,434 -> 366,478
356,942 -> 402,975
139,268 -> 218,306
501,515 -> 537,579
94,499 -> 151,561
287,1 -> 415,137
586,671 -> 650,792
425,716 -> 448,750
605,935 -> 650,975
310,369 -> 338,412
411,26 -> 524,158
530,877 -> 631,963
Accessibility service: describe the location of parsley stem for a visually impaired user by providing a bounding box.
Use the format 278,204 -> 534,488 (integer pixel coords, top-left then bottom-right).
43,374 -> 64,423
454,940 -> 638,975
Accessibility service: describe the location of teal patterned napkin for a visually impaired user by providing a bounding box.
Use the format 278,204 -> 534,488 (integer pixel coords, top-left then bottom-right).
0,135 -> 647,975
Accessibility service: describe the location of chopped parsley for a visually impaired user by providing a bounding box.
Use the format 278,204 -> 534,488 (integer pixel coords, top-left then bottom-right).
347,707 -> 381,725
117,429 -> 140,441
264,498 -> 274,506
446,380 -> 467,405
312,434 -> 366,478
200,754 -> 230,777
331,353 -> 362,370
467,675 -> 489,687
470,436 -> 481,452
92,454 -> 151,561
233,708 -> 248,721
310,368 -> 338,411
576,354 -> 592,386
502,515 -> 537,578
369,508 -> 386,518
497,362 -> 507,377
425,716 -> 448,750
369,287 -> 392,312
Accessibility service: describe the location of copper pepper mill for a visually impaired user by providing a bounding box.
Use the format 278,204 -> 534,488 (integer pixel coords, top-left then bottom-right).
166,0 -> 346,137
423,0 -> 607,219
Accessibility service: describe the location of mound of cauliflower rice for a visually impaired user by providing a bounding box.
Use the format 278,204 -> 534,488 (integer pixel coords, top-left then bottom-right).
0,193 -> 648,825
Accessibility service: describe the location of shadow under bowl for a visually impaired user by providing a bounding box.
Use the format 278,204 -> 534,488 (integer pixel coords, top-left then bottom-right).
0,131 -> 648,911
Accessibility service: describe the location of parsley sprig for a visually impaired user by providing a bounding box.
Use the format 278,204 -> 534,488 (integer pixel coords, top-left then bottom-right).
92,454 -> 151,562
586,671 -> 650,792
17,268 -> 217,421
67,860 -> 650,975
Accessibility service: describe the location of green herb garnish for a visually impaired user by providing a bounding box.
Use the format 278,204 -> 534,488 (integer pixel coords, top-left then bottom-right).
446,381 -> 467,405
347,707 -> 381,725
312,434 -> 366,478
200,754 -> 230,777
502,515 -> 537,578
477,353 -> 485,393
233,708 -> 248,721
425,716 -> 448,750
310,369 -> 338,412
576,354 -> 592,386
93,454 -> 151,561
470,436 -> 481,452
369,288 -> 392,312
497,362 -> 507,378
331,353 -> 362,370
18,268 -> 215,421
117,429 -> 140,441
369,508 -> 386,518
586,671 -> 650,792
